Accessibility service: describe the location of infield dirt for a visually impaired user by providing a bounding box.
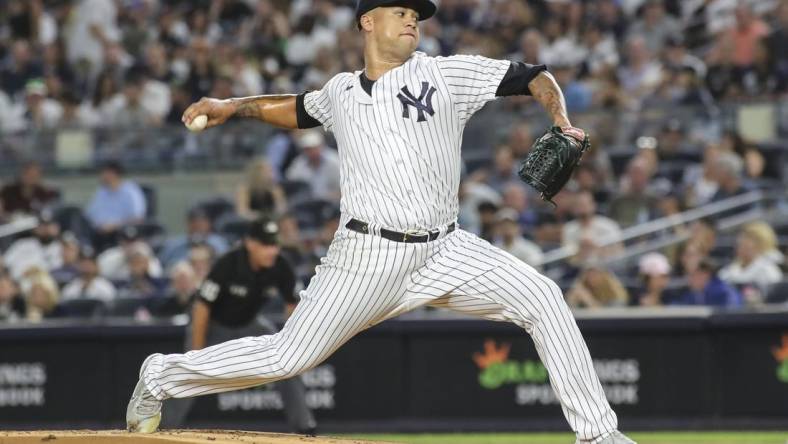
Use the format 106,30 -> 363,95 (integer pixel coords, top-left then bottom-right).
0,430 -> 398,444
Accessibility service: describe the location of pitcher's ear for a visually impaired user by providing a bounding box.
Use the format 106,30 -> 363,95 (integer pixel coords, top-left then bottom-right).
360,13 -> 373,32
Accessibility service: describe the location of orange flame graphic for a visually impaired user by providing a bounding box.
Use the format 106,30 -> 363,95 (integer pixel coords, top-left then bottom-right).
773,334 -> 788,362
472,339 -> 511,369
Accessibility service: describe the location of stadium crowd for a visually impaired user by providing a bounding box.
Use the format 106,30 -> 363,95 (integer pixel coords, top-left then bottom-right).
1,0 -> 788,323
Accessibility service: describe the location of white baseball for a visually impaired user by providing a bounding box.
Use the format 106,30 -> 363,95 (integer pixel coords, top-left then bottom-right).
186,115 -> 208,132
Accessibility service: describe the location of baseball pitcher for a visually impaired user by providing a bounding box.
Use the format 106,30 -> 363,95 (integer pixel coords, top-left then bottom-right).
127,1 -> 635,442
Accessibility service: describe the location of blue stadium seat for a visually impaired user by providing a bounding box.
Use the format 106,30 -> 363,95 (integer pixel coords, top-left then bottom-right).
216,215 -> 251,242
53,298 -> 107,319
193,196 -> 236,224
107,297 -> 151,317
291,199 -> 340,230
766,280 -> 788,304
139,184 -> 157,218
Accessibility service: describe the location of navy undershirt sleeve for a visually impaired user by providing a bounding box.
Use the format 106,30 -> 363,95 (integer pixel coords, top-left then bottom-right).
495,62 -> 548,97
296,92 -> 322,129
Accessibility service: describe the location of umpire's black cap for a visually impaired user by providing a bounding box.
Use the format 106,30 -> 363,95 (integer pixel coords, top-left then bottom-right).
356,0 -> 437,27
245,217 -> 279,246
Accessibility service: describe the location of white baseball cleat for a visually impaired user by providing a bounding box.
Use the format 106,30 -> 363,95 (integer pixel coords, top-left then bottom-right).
576,430 -> 637,444
126,355 -> 162,433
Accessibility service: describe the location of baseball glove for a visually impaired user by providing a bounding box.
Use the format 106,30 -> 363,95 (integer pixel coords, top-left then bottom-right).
518,126 -> 590,206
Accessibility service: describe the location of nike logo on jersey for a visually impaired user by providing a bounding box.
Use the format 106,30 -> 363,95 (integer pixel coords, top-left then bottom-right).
397,81 -> 437,122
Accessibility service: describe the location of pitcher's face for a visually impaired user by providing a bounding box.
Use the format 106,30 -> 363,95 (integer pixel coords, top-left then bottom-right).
365,6 -> 420,60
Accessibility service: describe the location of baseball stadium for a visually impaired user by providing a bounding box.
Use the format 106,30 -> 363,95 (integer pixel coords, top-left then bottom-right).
1,0 -> 788,443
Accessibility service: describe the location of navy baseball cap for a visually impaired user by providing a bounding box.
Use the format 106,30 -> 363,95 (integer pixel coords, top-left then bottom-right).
245,217 -> 279,246
356,0 -> 437,27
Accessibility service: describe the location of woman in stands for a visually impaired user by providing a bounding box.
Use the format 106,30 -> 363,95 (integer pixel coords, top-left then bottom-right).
235,158 -> 287,218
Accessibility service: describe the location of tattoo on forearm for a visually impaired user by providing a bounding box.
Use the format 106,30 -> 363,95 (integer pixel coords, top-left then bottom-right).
231,95 -> 295,121
530,73 -> 570,127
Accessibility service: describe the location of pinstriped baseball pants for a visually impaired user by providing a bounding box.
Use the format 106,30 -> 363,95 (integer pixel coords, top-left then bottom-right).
141,227 -> 618,439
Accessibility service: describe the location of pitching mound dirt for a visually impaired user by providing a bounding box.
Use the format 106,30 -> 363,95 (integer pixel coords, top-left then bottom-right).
0,430 -> 399,444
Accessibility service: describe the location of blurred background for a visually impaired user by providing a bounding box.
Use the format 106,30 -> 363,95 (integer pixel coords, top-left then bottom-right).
1,0 -> 788,435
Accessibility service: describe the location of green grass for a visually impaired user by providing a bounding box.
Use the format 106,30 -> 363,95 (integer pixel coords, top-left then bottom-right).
346,432 -> 788,444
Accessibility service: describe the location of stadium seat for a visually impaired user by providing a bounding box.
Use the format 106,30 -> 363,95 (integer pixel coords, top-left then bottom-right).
291,199 -> 340,230
52,204 -> 93,244
139,184 -> 157,218
765,280 -> 788,304
107,297 -> 151,317
216,215 -> 251,242
53,298 -> 107,319
193,196 -> 236,224
280,180 -> 312,204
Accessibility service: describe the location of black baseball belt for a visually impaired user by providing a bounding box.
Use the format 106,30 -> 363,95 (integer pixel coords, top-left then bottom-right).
345,218 -> 455,243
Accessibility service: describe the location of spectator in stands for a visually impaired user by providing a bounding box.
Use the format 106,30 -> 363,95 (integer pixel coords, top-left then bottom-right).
710,152 -> 753,203
617,35 -> 663,107
21,270 -> 60,322
63,0 -> 121,79
61,249 -> 116,303
469,145 -> 519,193
0,40 -> 43,100
188,243 -> 215,285
493,208 -> 543,269
104,70 -> 165,128
285,129 -> 341,201
236,158 -> 287,218
768,1 -> 788,92
92,69 -> 121,113
85,161 -> 146,248
636,252 -> 672,307
668,218 -> 718,269
654,119 -> 695,163
552,60 -> 593,113
608,156 -> 658,227
3,210 -> 62,280
627,0 -> 681,54
476,201 -> 500,243
533,190 -> 577,247
563,191 -> 623,260
98,226 -> 163,281
0,273 -> 25,322
57,89 -> 99,128
19,78 -> 63,130
116,244 -> 167,299
719,222 -> 783,303
579,23 -> 620,77
0,161 -> 59,218
662,35 -> 707,79
506,122 -> 535,159
723,4 -> 771,71
683,145 -> 721,207
566,265 -> 629,309
153,261 -> 198,317
676,258 -> 743,307
706,3 -> 771,98
500,182 -> 538,233
50,232 -> 81,286
158,208 -> 229,269
718,130 -> 765,180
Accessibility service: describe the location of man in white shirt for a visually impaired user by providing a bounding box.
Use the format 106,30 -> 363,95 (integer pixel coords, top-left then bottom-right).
61,249 -> 116,302
563,191 -> 623,260
285,129 -> 341,201
494,208 -> 543,269
3,212 -> 62,280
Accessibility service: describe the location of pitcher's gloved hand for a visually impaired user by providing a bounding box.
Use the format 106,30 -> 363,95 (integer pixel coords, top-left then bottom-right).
518,126 -> 590,206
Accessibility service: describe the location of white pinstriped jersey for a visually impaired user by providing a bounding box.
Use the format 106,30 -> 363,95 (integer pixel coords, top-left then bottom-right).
303,51 -> 511,231
140,54 -> 620,442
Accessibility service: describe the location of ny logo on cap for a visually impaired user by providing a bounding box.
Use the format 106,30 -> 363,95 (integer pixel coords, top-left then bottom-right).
397,81 -> 437,122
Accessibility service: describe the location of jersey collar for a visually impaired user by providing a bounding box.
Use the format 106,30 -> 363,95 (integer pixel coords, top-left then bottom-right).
351,51 -> 425,105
